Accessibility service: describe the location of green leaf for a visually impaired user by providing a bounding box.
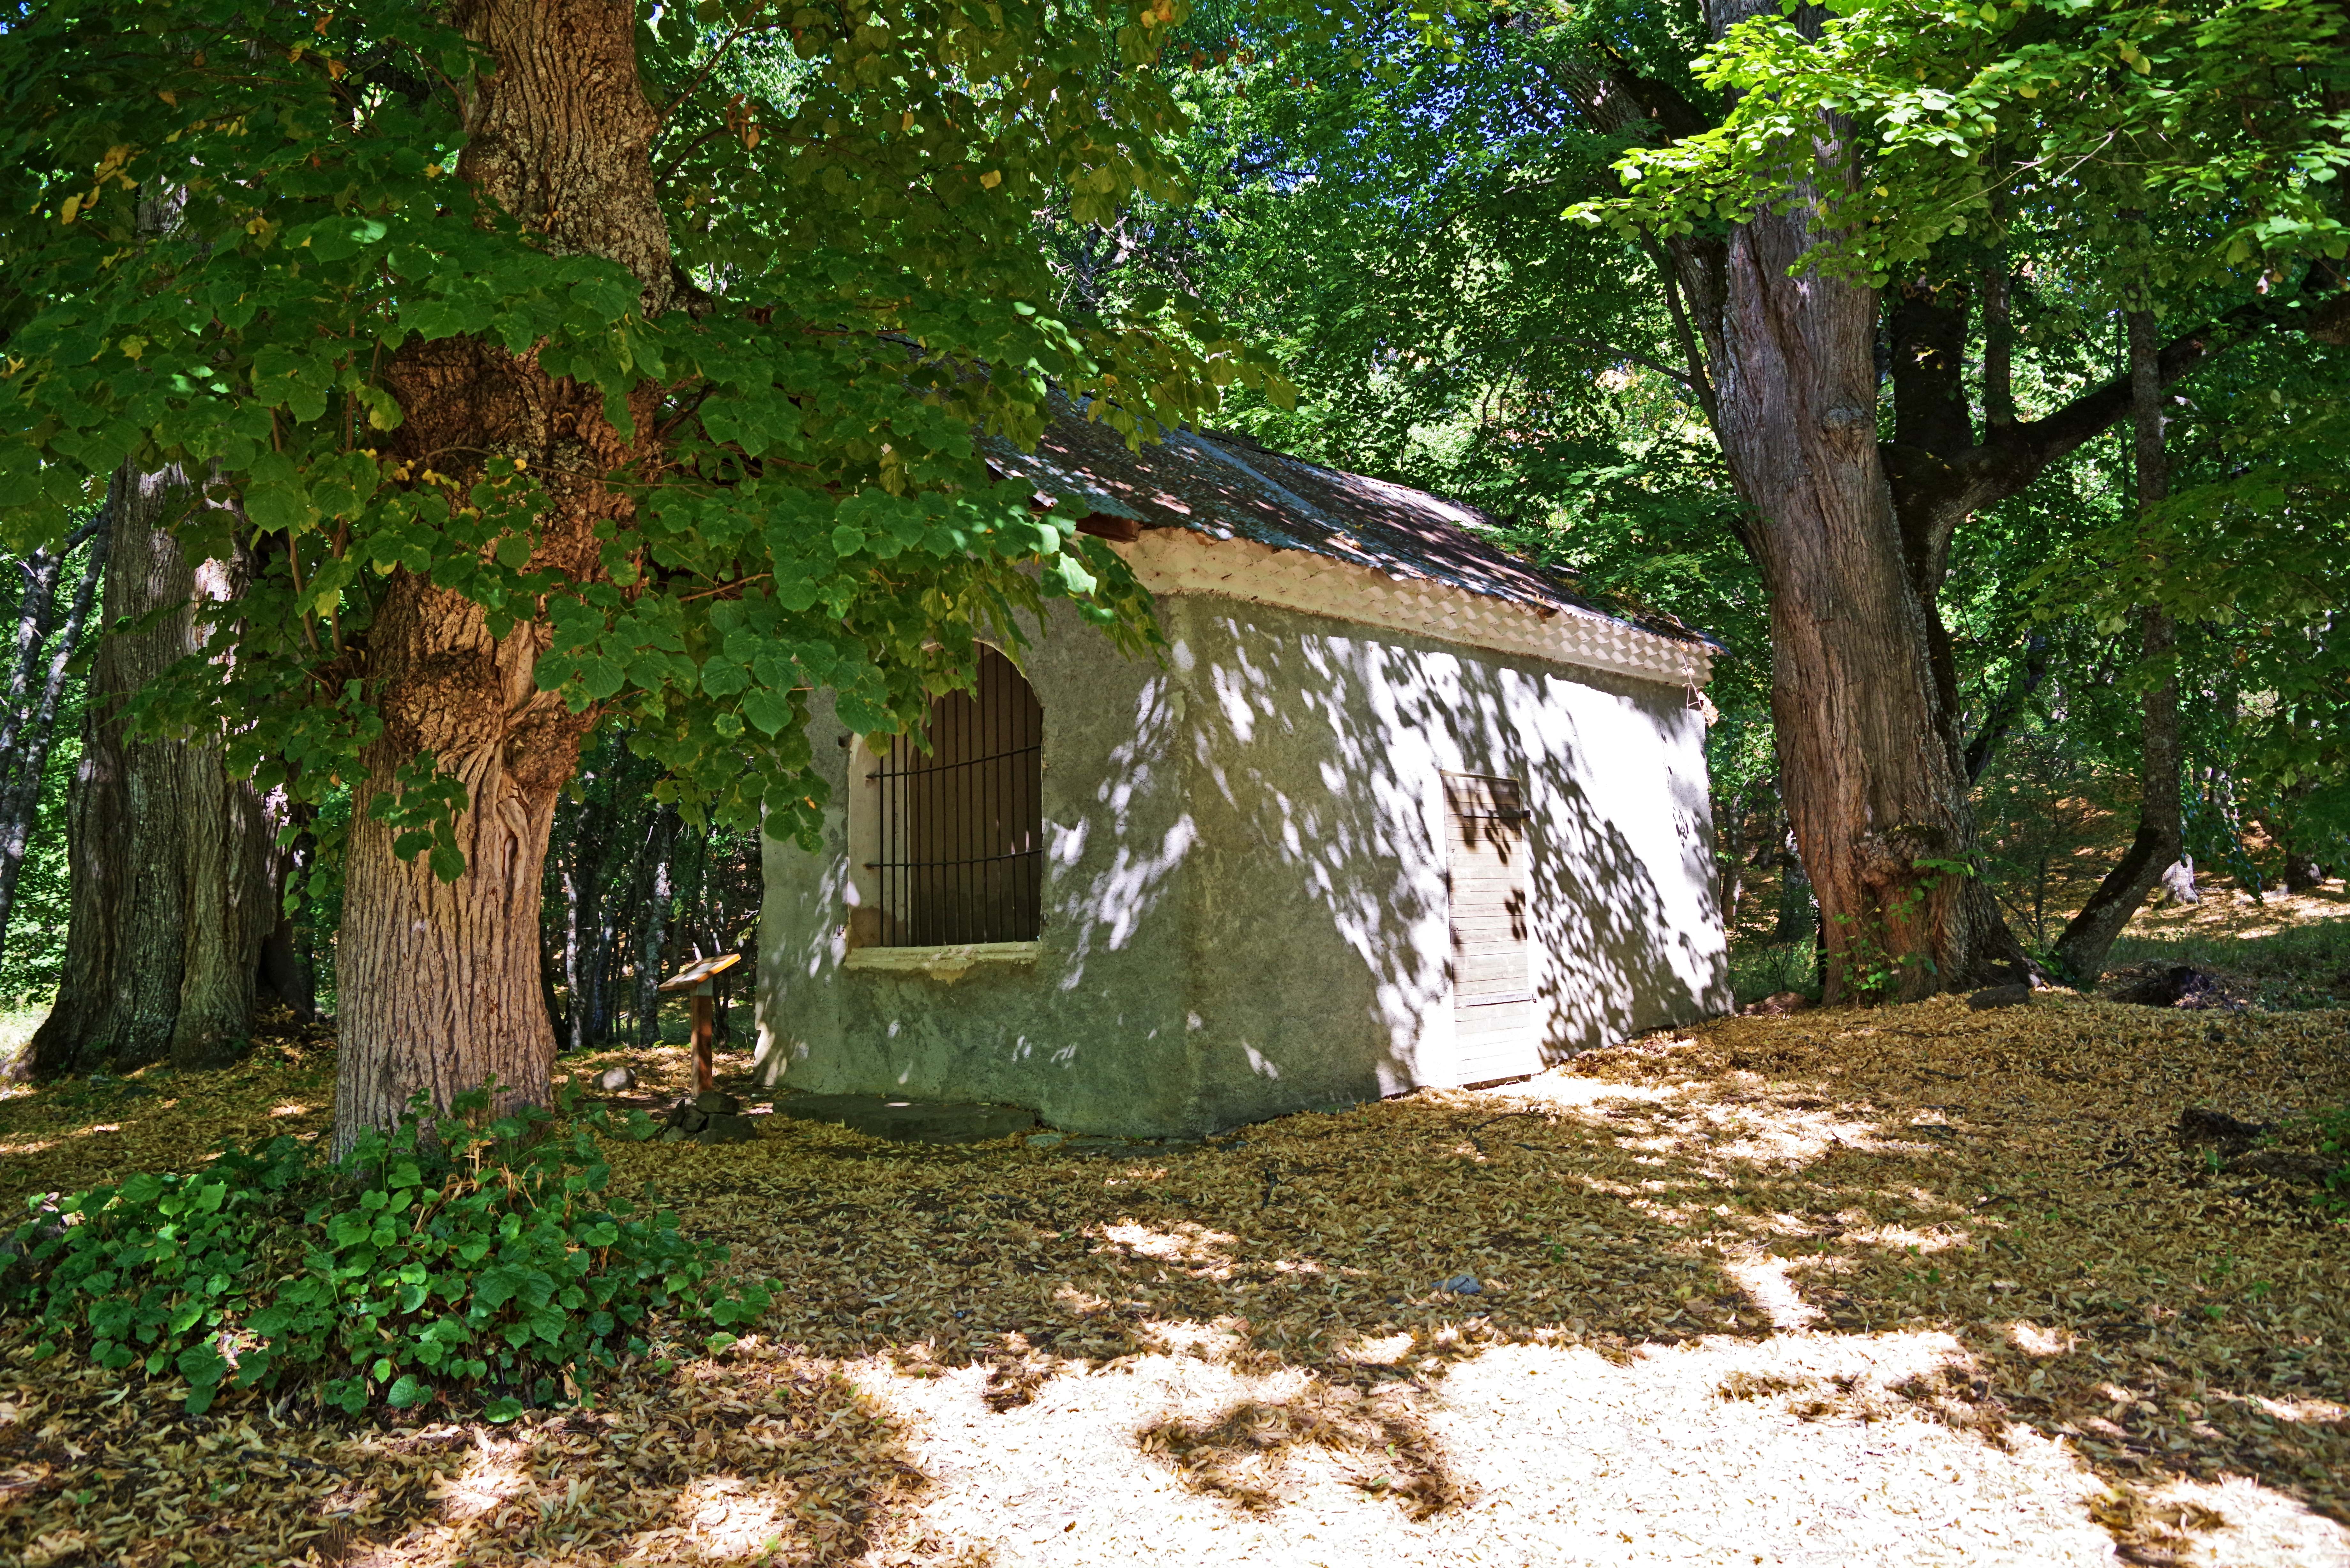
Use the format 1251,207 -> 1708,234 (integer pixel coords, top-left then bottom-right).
243,481 -> 314,534
700,659 -> 748,698
740,687 -> 791,737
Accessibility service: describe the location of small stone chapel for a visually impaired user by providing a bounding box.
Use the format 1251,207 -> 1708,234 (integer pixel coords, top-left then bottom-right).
752,412 -> 1730,1138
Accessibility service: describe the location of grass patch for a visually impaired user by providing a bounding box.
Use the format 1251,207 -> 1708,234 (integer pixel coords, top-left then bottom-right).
2109,917 -> 2350,1010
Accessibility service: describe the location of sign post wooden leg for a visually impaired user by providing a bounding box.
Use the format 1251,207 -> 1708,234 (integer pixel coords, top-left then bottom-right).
692,987 -> 715,1093
660,954 -> 739,1099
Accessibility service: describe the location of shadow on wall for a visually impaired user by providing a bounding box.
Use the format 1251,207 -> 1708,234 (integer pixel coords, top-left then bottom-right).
1035,601 -> 1727,1116
1045,658 -> 1196,977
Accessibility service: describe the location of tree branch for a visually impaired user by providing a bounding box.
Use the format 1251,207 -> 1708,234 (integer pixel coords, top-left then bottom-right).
649,22 -> 786,143
1962,631 -> 2050,784
1943,294 -> 2278,519
1641,233 -> 1719,428
1519,333 -> 1699,389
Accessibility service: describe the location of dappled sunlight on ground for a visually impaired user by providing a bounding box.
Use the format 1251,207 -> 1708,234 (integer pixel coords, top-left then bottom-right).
2109,877 -> 2350,1010
844,1330 -> 2145,1565
2126,878 -> 2349,943
0,1008 -> 48,1090
0,1000 -> 2346,1564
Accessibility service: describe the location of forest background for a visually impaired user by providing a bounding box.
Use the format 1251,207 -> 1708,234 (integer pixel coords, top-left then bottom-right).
0,0 -> 2345,1055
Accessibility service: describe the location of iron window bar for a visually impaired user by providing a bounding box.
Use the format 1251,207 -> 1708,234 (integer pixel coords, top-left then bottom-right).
866,743 -> 1041,781
860,644 -> 1043,946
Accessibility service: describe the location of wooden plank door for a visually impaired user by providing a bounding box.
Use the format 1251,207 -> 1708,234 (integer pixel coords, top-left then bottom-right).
1444,772 -> 1538,1084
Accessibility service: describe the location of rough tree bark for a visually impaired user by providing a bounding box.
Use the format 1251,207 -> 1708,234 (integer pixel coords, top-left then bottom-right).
1720,225 -> 2014,999
1616,0 -> 2023,1000
2052,309 -> 2182,983
1553,3 -> 2293,1000
1547,5 -> 2020,999
30,464 -> 278,1076
331,0 -> 673,1151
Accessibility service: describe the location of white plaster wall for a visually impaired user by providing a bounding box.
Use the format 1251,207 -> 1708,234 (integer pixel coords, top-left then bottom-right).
1164,596 -> 1729,1122
756,587 -> 1730,1136
753,610 -> 1207,1133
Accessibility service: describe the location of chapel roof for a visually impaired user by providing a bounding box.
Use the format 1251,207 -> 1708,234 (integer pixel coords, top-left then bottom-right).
984,406 -> 1717,654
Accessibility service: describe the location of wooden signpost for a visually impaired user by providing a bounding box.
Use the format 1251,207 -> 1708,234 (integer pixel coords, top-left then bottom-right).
658,951 -> 744,1092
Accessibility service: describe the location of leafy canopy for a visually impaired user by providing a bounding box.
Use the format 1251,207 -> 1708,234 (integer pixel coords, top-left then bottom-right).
0,0 -> 1286,875
1584,0 -> 2350,290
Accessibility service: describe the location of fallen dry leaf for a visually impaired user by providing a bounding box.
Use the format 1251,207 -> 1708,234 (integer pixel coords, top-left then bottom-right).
0,994 -> 2343,1564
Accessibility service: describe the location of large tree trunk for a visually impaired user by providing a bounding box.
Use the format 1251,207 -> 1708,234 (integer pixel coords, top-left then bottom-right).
1700,150 -> 2017,1001
331,0 -> 670,1152
333,597 -> 579,1142
1614,0 -> 2028,1003
30,466 -> 277,1076
1566,9 -> 2330,1006
2052,309 -> 2181,984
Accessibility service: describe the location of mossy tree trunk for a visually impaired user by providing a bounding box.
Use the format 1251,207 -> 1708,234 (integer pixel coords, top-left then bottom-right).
31,464 -> 279,1076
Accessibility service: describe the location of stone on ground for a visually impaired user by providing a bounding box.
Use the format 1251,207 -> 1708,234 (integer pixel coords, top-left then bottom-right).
656,1090 -> 758,1142
696,1113 -> 757,1144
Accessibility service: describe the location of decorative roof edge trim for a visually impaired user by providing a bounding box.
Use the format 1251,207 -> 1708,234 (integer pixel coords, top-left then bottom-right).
1113,530 -> 1717,690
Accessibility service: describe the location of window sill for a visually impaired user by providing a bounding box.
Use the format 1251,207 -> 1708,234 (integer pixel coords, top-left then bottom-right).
844,941 -> 1041,981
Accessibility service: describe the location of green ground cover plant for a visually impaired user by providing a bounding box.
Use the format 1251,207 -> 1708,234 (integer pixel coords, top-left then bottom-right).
0,1082 -> 768,1418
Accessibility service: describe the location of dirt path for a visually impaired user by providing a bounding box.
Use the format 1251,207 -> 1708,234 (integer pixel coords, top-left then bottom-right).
0,995 -> 2344,1565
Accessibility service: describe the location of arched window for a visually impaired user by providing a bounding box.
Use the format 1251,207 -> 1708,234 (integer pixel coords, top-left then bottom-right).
860,645 -> 1043,946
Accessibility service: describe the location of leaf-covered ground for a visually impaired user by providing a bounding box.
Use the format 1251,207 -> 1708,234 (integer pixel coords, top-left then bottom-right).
0,991 -> 2346,1566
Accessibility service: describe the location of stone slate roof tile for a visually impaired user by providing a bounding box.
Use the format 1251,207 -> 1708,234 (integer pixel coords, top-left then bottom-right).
984,407 -> 1716,652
